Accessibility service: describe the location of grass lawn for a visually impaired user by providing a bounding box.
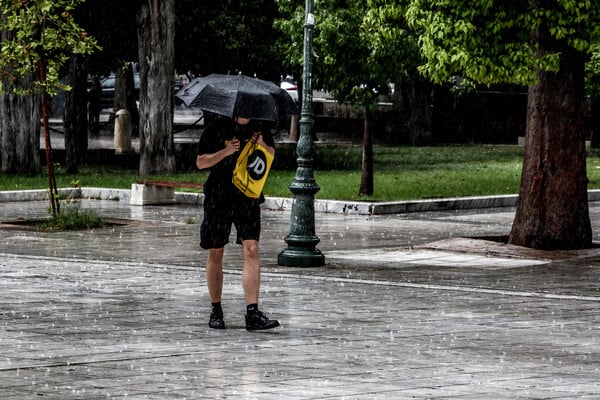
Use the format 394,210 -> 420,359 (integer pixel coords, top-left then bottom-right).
3,145 -> 600,202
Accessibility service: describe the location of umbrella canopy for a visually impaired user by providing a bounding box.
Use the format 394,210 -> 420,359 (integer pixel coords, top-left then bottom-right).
174,74 -> 297,121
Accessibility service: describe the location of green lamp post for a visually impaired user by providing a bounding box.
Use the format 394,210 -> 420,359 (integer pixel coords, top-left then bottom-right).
278,0 -> 325,268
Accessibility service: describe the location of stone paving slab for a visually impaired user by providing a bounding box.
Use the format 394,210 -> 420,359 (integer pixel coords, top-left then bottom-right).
2,253 -> 600,399
326,248 -> 550,269
0,254 -> 600,399
1,198 -> 600,398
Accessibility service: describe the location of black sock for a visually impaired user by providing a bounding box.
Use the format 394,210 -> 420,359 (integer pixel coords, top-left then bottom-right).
211,302 -> 222,314
246,303 -> 258,314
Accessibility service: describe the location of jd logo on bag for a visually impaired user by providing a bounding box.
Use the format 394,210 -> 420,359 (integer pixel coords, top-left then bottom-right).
247,150 -> 268,179
232,140 -> 274,199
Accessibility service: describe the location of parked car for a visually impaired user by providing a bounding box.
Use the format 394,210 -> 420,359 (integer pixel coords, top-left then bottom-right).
280,75 -> 299,103
101,74 -> 191,110
100,73 -> 140,110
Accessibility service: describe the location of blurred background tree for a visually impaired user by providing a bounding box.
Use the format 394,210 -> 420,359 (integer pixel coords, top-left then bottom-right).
175,0 -> 282,81
0,0 -> 98,214
275,0 -> 425,195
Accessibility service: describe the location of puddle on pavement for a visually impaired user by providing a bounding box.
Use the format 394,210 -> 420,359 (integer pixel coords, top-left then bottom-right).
0,218 -> 135,232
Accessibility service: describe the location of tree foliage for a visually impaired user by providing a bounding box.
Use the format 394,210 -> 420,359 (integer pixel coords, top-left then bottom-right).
276,0 -> 417,107
175,0 -> 281,80
407,0 -> 600,86
74,0 -> 137,75
586,45 -> 600,96
0,0 -> 98,95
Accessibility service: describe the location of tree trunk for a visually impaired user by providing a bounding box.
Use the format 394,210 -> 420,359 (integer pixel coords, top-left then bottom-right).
359,107 -> 373,196
1,16 -> 40,173
63,55 -> 89,174
114,63 -> 139,136
136,0 -> 176,176
508,37 -> 591,249
405,79 -> 433,146
0,79 -> 40,175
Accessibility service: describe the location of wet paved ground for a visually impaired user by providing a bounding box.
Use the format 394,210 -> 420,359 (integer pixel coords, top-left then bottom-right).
1,197 -> 600,399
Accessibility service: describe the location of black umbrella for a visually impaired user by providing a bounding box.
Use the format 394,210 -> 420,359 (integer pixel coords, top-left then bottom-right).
174,74 -> 297,121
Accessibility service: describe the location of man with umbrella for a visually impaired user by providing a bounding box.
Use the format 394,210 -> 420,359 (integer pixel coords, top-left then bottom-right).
185,75 -> 296,331
196,115 -> 278,331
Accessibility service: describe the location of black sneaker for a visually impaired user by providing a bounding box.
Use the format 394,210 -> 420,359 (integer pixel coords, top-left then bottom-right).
209,310 -> 225,329
245,310 -> 280,331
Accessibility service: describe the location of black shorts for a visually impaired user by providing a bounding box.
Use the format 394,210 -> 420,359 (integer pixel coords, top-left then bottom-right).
200,190 -> 261,249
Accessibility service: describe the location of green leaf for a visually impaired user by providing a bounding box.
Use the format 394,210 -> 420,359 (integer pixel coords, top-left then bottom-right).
0,0 -> 99,95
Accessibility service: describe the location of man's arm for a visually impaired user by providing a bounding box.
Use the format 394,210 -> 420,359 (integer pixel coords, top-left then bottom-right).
196,137 -> 240,170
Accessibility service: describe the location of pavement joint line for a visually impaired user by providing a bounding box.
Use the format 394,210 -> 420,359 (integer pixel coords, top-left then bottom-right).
6,253 -> 596,303
258,271 -> 600,302
0,351 -> 215,372
0,252 -> 197,272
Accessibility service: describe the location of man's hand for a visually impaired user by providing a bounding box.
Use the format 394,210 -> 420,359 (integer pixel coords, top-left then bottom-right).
251,132 -> 275,156
225,137 -> 240,156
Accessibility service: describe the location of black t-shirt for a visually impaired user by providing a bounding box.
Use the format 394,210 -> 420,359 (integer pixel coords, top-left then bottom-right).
196,117 -> 275,199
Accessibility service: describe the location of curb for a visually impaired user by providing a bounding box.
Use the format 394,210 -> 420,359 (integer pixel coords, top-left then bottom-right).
4,188 -> 600,215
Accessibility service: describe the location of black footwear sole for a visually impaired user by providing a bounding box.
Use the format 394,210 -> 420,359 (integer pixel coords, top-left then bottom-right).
245,319 -> 280,331
209,316 -> 225,329
209,322 -> 226,329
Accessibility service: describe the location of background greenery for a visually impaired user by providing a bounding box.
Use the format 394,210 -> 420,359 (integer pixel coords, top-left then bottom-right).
3,145 -> 600,202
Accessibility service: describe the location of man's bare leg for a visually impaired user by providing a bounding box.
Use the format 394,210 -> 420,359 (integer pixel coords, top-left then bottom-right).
206,247 -> 225,329
206,248 -> 224,303
242,240 -> 279,331
242,240 -> 260,305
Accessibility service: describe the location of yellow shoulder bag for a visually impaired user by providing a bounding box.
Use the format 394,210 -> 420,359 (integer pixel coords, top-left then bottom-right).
232,140 -> 274,199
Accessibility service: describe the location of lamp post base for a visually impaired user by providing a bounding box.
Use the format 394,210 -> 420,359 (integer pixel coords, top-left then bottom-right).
278,247 -> 325,268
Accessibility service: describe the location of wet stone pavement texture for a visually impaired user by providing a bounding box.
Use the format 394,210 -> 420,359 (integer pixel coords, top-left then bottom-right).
1,198 -> 600,399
